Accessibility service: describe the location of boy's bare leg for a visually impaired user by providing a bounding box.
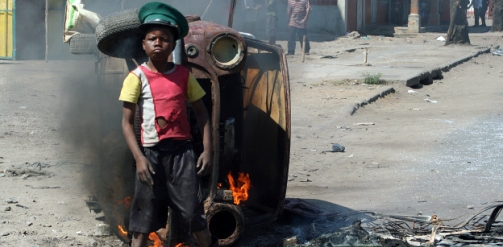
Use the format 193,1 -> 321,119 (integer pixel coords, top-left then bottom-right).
131,232 -> 149,247
193,228 -> 213,247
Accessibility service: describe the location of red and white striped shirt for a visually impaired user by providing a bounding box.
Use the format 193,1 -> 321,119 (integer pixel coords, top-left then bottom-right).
288,0 -> 311,28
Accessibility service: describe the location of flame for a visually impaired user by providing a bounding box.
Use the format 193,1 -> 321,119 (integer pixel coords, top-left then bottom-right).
117,196 -> 132,207
118,225 -> 128,236
175,243 -> 189,247
148,232 -> 162,247
227,172 -> 251,205
217,182 -> 223,189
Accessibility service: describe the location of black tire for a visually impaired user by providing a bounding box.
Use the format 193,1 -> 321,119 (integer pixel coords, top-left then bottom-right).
69,34 -> 98,55
95,9 -> 143,58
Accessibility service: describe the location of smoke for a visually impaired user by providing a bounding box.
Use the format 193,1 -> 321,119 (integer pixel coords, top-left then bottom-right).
58,64 -> 105,196
59,55 -> 137,231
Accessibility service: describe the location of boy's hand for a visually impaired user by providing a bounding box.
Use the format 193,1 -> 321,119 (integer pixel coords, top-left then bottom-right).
136,156 -> 155,187
196,151 -> 212,176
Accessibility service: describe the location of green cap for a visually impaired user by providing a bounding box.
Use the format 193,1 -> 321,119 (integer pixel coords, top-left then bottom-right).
138,2 -> 189,39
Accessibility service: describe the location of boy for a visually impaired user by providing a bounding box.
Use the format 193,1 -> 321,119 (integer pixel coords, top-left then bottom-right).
119,2 -> 215,247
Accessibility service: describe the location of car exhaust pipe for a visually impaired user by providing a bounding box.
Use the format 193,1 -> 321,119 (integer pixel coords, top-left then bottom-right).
205,202 -> 245,246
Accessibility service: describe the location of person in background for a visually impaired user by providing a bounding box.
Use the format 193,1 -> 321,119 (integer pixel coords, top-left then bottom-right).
287,0 -> 311,55
420,0 -> 429,25
243,0 -> 262,36
469,0 -> 483,26
480,0 -> 489,26
393,1 -> 403,25
266,0 -> 278,45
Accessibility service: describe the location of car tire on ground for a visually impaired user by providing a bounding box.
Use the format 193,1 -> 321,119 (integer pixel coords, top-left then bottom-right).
69,34 -> 98,55
95,9 -> 143,58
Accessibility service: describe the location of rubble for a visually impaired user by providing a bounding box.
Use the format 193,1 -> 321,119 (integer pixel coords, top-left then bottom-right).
94,223 -> 111,236
354,123 -> 375,126
492,49 -> 503,56
15,204 -> 28,209
25,185 -> 60,189
4,161 -> 52,178
5,198 -> 17,204
269,201 -> 503,247
347,31 -> 361,39
331,143 -> 346,152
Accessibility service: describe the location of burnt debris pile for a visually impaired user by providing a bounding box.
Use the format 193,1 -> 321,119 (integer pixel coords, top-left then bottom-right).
239,200 -> 503,247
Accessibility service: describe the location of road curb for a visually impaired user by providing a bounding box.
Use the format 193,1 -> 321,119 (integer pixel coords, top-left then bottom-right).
400,47 -> 491,87
344,86 -> 396,115
344,47 -> 490,116
0,61 -> 22,64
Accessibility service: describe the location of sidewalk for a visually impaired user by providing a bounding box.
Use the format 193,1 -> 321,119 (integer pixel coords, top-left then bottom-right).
282,34 -> 493,87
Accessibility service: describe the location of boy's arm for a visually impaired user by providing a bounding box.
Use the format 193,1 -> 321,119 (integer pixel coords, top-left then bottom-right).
122,102 -> 155,186
191,99 -> 213,176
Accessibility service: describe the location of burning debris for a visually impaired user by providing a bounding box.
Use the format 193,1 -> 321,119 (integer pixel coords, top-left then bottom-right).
148,232 -> 163,247
227,172 -> 251,205
284,220 -> 410,247
276,203 -> 503,247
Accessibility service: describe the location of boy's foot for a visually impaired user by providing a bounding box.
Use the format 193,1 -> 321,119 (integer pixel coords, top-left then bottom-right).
286,53 -> 294,56
481,24 -> 486,27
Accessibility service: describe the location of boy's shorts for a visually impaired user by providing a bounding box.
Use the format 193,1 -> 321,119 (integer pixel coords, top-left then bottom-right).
129,139 -> 207,234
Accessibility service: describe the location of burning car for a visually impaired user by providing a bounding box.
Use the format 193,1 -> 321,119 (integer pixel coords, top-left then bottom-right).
74,4 -> 291,246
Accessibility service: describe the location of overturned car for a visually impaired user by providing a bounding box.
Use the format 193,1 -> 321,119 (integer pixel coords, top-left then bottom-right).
73,3 -> 291,246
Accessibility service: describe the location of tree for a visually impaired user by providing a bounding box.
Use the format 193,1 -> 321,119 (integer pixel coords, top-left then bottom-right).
493,0 -> 503,31
446,0 -> 471,45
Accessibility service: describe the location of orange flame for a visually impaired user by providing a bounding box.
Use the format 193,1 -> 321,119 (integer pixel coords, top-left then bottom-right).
148,232 -> 162,247
175,243 -> 189,247
117,196 -> 132,207
118,225 -> 128,236
217,182 -> 223,189
227,172 -> 251,205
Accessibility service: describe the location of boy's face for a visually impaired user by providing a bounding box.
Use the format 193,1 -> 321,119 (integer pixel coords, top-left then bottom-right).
142,27 -> 176,62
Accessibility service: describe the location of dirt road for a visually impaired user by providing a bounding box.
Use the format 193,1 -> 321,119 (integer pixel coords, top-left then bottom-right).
1,33 -> 502,246
286,52 -> 503,220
